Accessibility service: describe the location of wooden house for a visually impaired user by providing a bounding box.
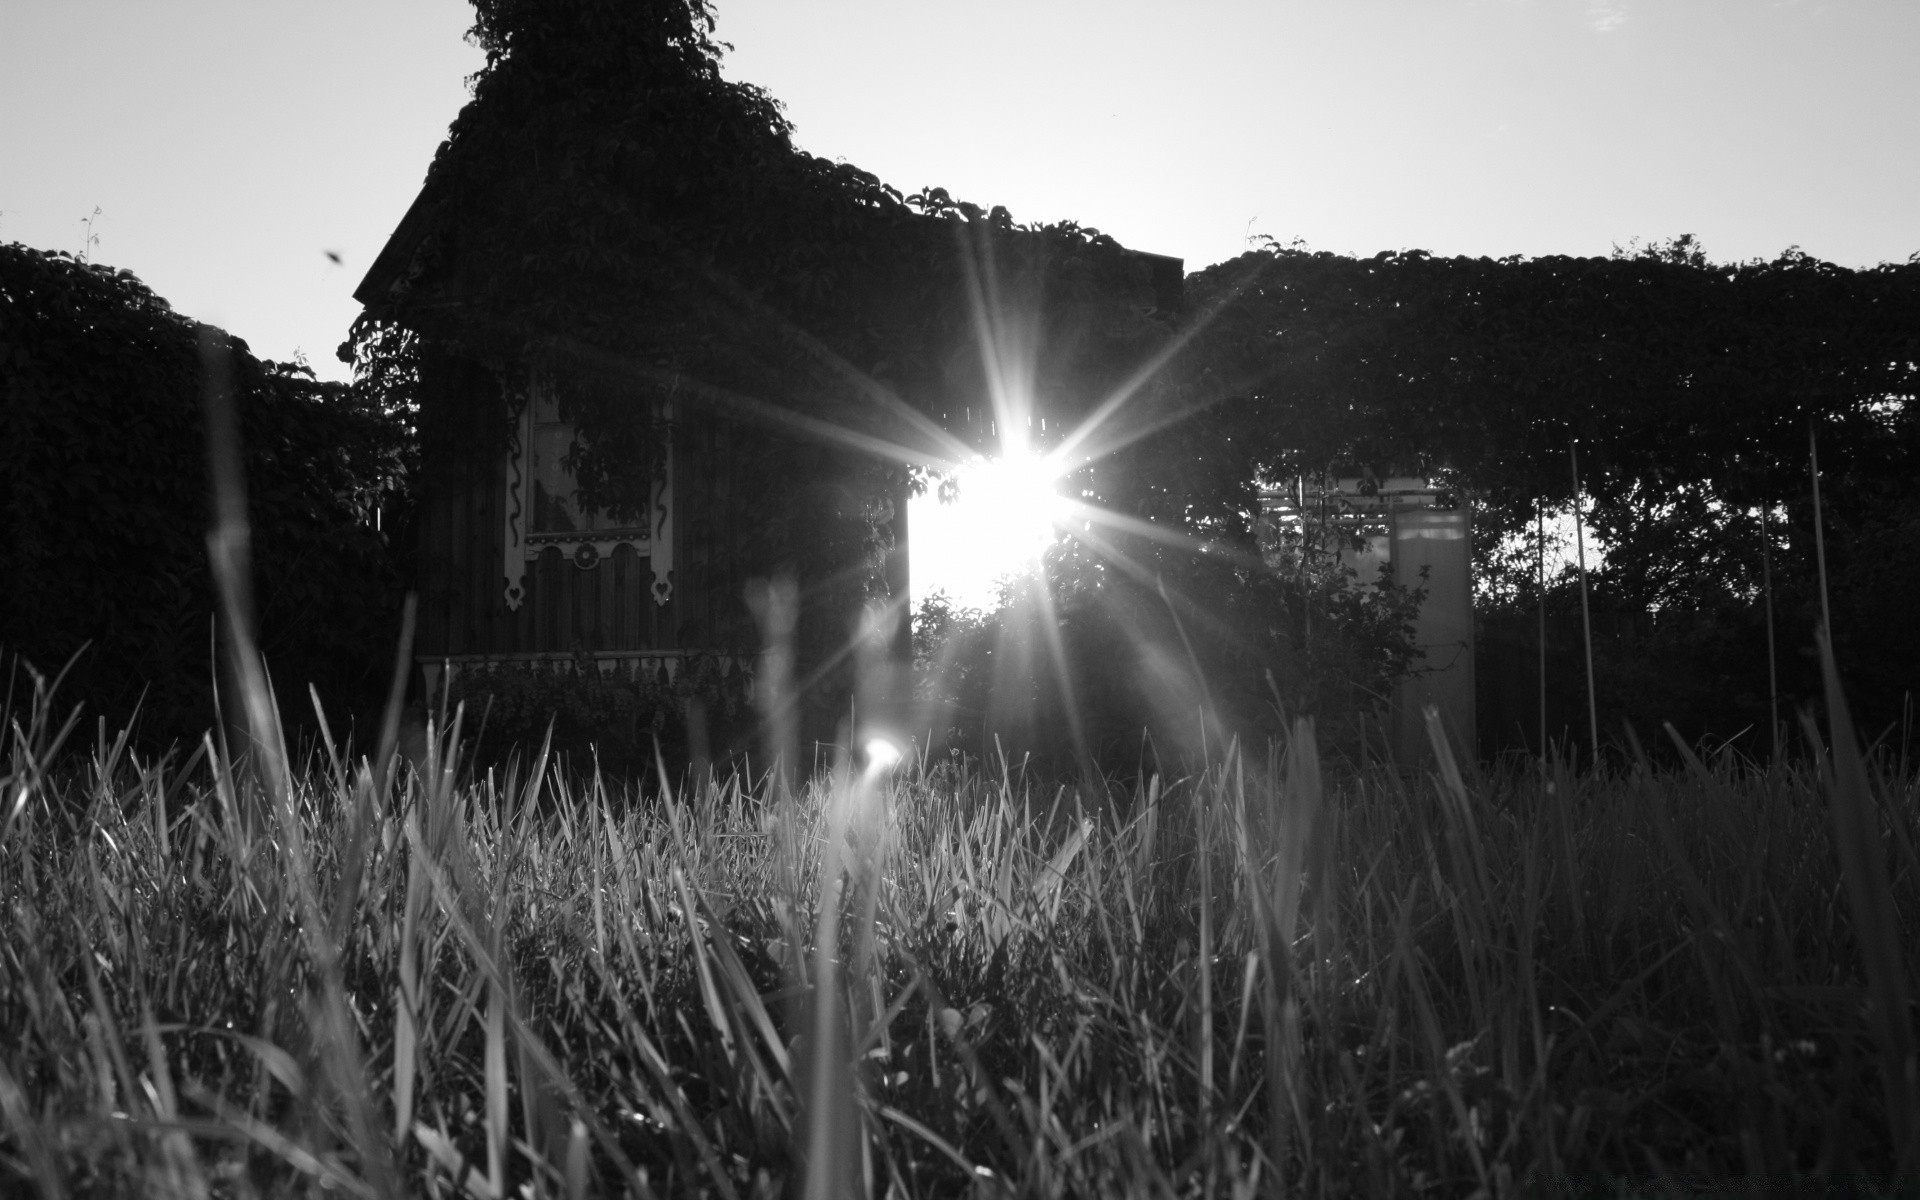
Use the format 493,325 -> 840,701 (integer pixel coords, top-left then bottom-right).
353,173 -> 1182,759
348,1 -> 1186,758
354,216 -> 768,724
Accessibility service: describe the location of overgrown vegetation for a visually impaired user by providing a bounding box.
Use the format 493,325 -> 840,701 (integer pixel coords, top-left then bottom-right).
8,10 -> 1917,1187
911,529 -> 1425,777
445,652 -> 754,778
375,0 -> 1920,754
0,243 -> 414,743
347,0 -> 1179,747
1168,238 -> 1920,756
3,653 -> 1914,1196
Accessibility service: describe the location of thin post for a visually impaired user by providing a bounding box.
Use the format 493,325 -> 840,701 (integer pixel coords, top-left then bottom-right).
1809,421 -> 1833,637
1570,440 -> 1600,764
1760,501 -> 1780,761
1537,497 -> 1548,765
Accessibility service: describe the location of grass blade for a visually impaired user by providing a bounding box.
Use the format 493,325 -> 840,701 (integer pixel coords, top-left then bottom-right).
1814,632 -> 1917,1179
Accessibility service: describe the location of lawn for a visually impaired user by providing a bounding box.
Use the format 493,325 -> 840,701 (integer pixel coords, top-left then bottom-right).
2,668 -> 1915,1198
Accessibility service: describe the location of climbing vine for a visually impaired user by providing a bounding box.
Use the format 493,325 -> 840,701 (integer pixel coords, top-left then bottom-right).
2,242 -> 413,740
344,0 -> 1178,740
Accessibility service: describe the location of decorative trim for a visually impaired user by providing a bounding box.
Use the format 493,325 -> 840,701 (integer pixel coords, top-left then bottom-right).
651,405 -> 673,606
502,376 -> 673,607
502,379 -> 530,610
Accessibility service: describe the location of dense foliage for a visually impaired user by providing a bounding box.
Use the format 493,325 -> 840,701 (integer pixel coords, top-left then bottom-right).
1154,238 -> 1920,754
1176,238 -> 1917,530
346,0 -> 1919,764
915,543 -> 1424,776
1,242 -> 413,742
907,236 -> 1920,765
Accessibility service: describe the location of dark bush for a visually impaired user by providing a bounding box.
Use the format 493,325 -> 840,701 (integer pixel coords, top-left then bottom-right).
442,651 -> 754,781
913,541 -> 1424,779
1,242 -> 412,747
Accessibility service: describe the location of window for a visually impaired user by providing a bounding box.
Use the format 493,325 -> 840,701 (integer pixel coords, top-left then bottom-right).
502,376 -> 672,610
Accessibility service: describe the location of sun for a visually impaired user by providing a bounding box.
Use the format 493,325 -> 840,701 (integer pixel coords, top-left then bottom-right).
911,448 -> 1071,612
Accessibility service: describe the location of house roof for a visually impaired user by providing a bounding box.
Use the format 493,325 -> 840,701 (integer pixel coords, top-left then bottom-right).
353,182 -> 440,312
353,176 -> 1184,330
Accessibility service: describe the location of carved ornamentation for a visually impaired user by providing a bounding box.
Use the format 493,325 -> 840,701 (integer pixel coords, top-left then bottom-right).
650,406 -> 674,605
502,375 -> 530,610
502,376 -> 671,609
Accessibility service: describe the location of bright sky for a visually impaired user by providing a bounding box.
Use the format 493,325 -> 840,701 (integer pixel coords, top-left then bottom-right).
5,1 -> 1916,606
2,1 -> 484,378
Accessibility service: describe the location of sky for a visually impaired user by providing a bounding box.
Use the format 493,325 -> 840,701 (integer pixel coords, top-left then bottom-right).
3,1 -> 484,377
5,0 -> 1917,387
720,0 -> 1920,280
4,1 -> 1916,604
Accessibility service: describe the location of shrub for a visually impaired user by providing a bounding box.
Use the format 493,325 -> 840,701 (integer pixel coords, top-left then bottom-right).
0,242 -> 412,745
912,544 -> 1424,777
443,650 -> 754,778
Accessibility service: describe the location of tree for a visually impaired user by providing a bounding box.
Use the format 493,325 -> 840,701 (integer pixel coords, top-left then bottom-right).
1160,239 -> 1920,752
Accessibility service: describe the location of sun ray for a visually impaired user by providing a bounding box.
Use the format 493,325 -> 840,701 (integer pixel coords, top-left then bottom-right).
751,561 -> 919,738
1021,561 -> 1095,778
556,337 -> 974,471
956,219 -> 1029,443
1039,551 -> 1214,755
1058,497 -> 1263,569
1045,262 -> 1265,468
1045,388 -> 1240,476
598,217 -> 1282,773
1068,522 -> 1280,662
570,221 -> 987,471
1059,522 -> 1178,595
681,256 -> 981,464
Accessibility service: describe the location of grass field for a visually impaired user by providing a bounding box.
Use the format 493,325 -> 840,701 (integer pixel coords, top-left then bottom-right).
2,661 -> 1917,1197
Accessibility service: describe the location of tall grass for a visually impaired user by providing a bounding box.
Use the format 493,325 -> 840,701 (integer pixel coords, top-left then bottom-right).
3,659 -> 1916,1197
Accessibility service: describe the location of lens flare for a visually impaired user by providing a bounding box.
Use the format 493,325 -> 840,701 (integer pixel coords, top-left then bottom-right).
915,448 -> 1070,610
863,737 -> 903,772
965,449 -> 1068,558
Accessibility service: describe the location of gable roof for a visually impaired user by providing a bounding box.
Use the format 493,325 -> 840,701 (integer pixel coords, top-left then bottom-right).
345,8 -> 1185,446
353,183 -> 439,311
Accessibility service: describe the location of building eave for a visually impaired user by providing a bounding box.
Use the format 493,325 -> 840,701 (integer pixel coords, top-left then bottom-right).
354,183 -> 442,311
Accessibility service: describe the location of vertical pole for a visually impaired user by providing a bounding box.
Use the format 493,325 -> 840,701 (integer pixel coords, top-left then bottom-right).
1809,421 -> 1833,637
1760,501 -> 1780,761
1537,497 -> 1548,765
1570,440 -> 1600,765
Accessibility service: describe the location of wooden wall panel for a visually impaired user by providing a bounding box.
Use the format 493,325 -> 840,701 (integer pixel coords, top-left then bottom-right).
675,426 -> 705,649
574,553 -> 599,648
444,469 -> 471,654
417,482 -> 451,656
537,548 -> 563,652
610,546 -> 635,649
463,458 -> 486,653
414,348 -> 772,663
475,445 -> 510,652
670,413 -> 751,655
